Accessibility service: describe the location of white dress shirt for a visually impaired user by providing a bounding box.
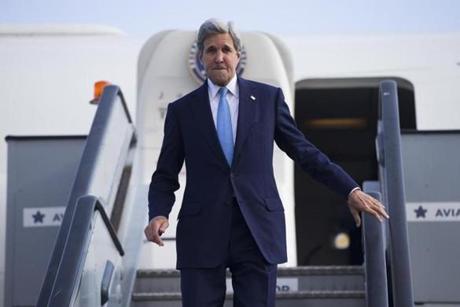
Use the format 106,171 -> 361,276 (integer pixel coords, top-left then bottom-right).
207,76 -> 239,144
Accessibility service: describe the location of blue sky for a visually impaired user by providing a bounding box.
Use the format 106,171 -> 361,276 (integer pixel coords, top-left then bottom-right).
2,0 -> 460,38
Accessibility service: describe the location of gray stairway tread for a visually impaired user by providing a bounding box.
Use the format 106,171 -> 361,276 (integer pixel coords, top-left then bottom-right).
134,266 -> 364,294
136,266 -> 363,277
131,291 -> 366,307
132,290 -> 365,301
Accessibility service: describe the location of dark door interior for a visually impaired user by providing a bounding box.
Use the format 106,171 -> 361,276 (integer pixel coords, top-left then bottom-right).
294,79 -> 416,265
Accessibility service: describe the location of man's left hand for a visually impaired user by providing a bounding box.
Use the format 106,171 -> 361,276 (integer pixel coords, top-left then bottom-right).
347,189 -> 390,227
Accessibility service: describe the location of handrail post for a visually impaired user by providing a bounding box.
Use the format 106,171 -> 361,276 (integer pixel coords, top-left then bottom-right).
95,201 -> 125,256
378,80 -> 414,307
362,181 -> 389,307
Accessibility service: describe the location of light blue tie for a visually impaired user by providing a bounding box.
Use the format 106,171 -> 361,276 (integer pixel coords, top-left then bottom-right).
217,87 -> 234,166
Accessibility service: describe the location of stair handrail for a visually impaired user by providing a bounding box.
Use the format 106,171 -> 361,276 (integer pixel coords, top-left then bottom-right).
37,85 -> 136,306
376,80 -> 414,307
361,184 -> 389,307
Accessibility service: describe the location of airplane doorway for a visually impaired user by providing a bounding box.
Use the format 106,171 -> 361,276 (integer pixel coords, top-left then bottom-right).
294,78 -> 416,266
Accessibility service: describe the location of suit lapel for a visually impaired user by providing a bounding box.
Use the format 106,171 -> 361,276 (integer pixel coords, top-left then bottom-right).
232,78 -> 258,168
191,82 -> 230,169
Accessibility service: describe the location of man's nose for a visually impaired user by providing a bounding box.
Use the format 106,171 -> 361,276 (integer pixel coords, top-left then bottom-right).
215,51 -> 224,62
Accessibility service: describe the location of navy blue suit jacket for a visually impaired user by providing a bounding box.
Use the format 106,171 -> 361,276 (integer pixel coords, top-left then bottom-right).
148,78 -> 358,268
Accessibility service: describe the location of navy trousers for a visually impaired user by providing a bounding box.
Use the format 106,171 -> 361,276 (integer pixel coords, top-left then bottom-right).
180,199 -> 277,307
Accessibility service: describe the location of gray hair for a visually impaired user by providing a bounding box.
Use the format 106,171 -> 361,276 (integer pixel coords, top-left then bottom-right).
197,19 -> 242,55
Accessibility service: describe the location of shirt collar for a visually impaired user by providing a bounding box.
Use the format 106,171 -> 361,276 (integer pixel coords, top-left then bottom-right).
207,74 -> 239,100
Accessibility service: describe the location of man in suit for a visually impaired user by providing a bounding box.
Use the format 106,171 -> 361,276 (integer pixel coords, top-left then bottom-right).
144,19 -> 389,307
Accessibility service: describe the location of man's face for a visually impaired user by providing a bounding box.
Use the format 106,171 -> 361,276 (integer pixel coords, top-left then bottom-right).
201,33 -> 240,86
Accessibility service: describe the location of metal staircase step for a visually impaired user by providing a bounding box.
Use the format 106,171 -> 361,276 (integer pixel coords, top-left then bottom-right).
134,266 -> 364,294
131,290 -> 366,307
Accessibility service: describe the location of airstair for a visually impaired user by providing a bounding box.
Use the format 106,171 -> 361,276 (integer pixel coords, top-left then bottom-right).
5,80 -> 460,306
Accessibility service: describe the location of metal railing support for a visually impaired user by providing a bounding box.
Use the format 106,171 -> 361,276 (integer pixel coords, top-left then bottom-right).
362,181 -> 389,307
377,80 -> 414,307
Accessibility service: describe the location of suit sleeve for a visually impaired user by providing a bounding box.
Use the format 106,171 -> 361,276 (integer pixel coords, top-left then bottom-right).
273,88 -> 359,197
148,103 -> 185,220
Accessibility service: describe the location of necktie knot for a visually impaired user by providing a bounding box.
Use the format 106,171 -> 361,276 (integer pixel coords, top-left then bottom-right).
219,87 -> 228,97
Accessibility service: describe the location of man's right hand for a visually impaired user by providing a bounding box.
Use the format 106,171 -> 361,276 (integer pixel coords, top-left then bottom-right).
144,216 -> 169,246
